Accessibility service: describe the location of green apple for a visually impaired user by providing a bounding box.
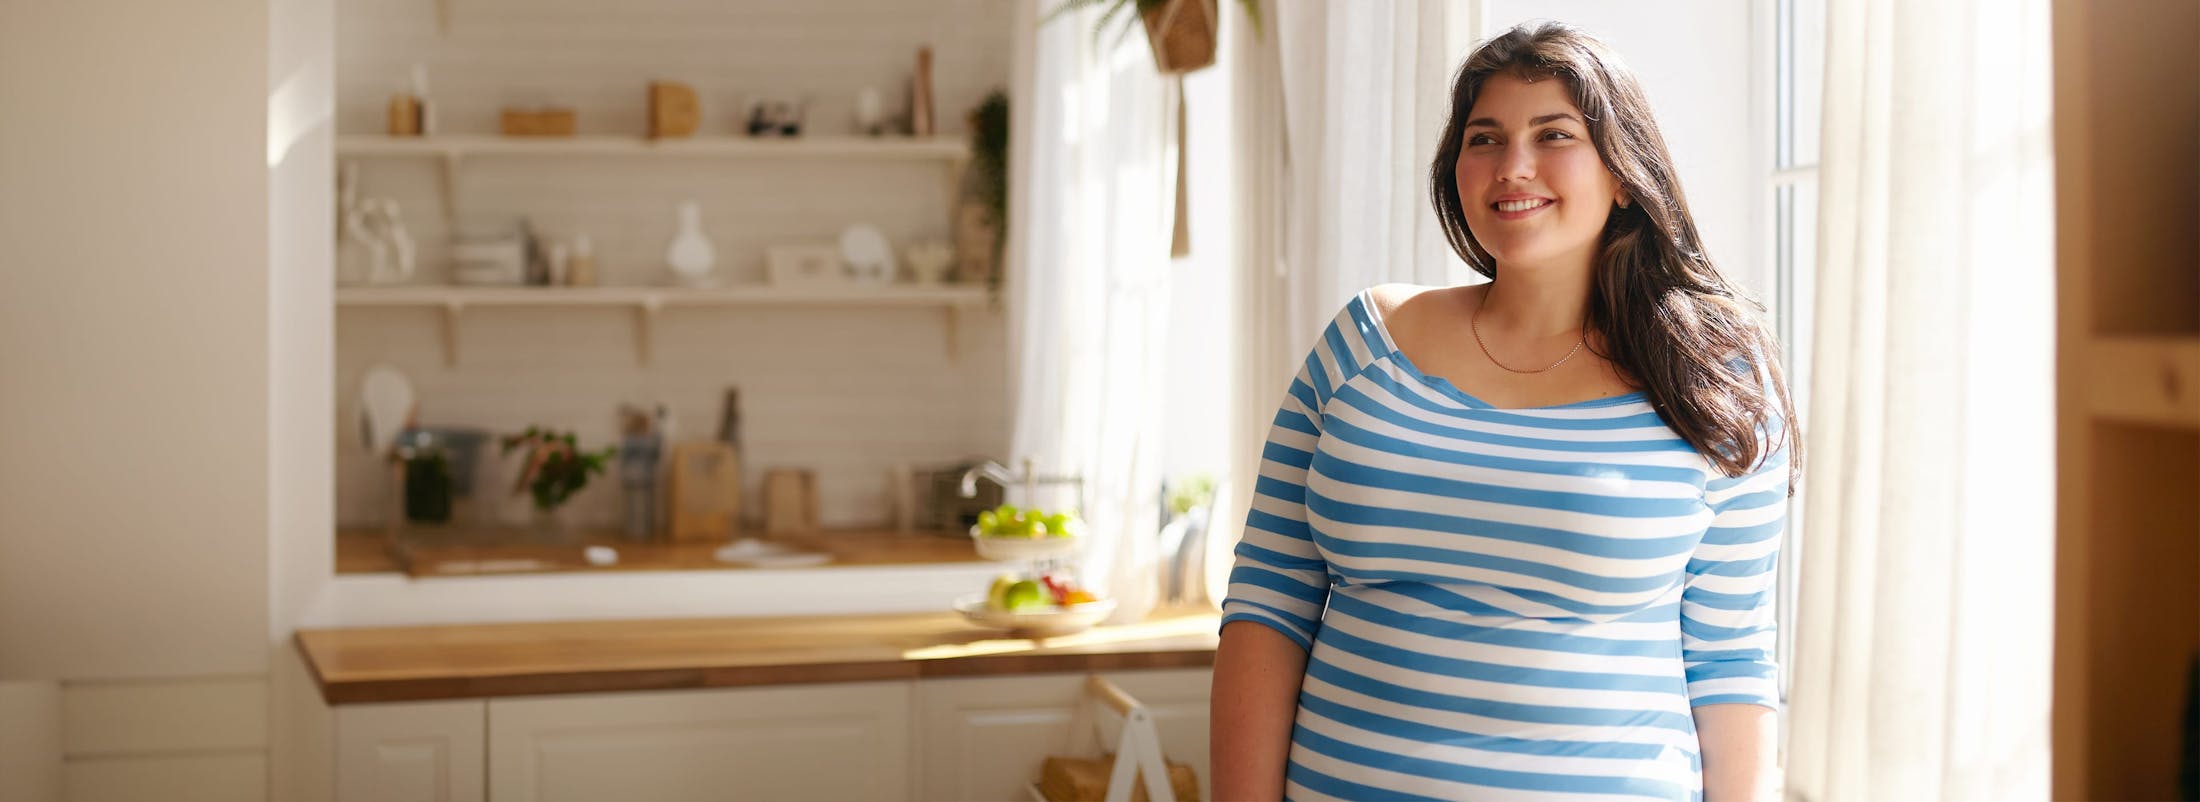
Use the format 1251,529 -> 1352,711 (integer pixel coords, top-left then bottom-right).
1002,580 -> 1051,612
986,574 -> 1018,610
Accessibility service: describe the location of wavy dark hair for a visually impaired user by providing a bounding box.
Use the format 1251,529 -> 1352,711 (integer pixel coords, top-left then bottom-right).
1430,21 -> 1800,485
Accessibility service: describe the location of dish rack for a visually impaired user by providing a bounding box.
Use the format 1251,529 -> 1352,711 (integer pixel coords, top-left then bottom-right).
1026,676 -> 1185,802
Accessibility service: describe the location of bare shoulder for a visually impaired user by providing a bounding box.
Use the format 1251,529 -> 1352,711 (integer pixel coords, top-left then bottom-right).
1370,283 -> 1479,334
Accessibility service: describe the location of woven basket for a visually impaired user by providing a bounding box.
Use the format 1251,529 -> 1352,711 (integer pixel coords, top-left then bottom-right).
1138,0 -> 1218,75
1036,752 -> 1202,802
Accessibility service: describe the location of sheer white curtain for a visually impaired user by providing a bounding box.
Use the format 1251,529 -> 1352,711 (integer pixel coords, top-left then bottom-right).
1782,0 -> 2055,799
1007,0 -> 1177,622
1216,1 -> 1472,585
1272,0 -> 1472,341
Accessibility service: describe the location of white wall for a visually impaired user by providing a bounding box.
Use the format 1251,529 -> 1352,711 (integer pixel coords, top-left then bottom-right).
1,0 -> 281,798
333,0 -> 1015,531
1480,3 -> 1769,298
0,0 -> 272,684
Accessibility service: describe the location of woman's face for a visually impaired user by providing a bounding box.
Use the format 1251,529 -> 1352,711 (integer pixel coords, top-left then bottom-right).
1454,73 -> 1626,274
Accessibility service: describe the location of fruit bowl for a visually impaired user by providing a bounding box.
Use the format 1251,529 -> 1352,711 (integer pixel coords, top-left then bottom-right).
968,526 -> 1080,561
954,594 -> 1117,637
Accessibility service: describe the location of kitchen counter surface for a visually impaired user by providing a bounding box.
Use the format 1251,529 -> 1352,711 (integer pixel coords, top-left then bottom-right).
296,606 -> 1222,704
337,527 -> 983,577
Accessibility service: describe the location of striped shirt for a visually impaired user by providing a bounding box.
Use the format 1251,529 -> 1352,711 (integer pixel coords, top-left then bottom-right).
1220,288 -> 1788,801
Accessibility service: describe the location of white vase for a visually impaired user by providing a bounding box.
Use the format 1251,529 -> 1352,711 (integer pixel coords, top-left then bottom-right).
666,201 -> 717,286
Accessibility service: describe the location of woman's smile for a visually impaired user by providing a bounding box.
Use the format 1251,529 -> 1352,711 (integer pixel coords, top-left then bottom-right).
1492,194 -> 1556,220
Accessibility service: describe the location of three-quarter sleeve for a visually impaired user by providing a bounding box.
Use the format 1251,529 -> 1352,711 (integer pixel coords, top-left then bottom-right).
1218,346 -> 1340,652
1680,422 -> 1790,710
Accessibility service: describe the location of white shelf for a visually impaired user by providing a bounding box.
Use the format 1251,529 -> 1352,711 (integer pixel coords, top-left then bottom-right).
336,134 -> 971,229
336,284 -> 988,308
336,134 -> 969,161
337,284 -> 991,365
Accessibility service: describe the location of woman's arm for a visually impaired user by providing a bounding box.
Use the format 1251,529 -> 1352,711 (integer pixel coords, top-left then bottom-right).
1696,702 -> 1778,801
1210,621 -> 1310,801
1684,396 -> 1790,801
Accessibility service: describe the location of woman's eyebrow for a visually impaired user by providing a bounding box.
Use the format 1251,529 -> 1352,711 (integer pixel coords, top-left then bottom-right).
1463,112 -> 1585,129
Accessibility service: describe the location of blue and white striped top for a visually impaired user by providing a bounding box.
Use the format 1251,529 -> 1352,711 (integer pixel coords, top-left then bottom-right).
1220,288 -> 1789,801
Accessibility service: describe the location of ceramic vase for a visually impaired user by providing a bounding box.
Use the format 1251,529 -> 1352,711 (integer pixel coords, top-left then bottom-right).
666,201 -> 717,286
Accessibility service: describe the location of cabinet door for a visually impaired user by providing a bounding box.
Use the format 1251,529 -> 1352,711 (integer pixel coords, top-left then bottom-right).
914,669 -> 1212,802
486,681 -> 912,802
335,700 -> 487,802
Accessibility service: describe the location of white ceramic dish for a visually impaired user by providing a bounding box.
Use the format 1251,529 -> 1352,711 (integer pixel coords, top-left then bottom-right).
968,527 -> 1080,561
953,594 -> 1116,637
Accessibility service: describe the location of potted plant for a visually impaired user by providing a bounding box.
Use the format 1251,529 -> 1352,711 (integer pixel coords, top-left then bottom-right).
961,90 -> 1010,298
1049,0 -> 1263,75
501,426 -> 616,539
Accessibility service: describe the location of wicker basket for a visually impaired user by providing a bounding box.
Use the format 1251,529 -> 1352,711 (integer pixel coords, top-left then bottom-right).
1036,753 -> 1201,802
1138,0 -> 1218,75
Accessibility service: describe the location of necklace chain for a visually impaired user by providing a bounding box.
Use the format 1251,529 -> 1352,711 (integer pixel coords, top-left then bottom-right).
1470,294 -> 1587,374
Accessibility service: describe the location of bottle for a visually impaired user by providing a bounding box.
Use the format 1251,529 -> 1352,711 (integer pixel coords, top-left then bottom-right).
410,63 -> 436,135
568,233 -> 597,286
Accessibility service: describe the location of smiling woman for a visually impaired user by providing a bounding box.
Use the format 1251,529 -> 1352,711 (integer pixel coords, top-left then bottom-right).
1212,21 -> 1797,802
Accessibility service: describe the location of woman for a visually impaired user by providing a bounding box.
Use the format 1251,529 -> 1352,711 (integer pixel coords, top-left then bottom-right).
1211,21 -> 1799,802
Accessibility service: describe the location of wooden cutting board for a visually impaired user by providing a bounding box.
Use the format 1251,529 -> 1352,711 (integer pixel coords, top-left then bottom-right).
666,440 -> 741,541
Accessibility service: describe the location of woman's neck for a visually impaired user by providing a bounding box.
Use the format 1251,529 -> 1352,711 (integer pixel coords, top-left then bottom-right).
1478,265 -> 1594,339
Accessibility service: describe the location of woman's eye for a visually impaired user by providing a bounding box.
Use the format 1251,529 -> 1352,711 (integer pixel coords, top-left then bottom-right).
1540,130 -> 1574,141
1466,133 -> 1497,146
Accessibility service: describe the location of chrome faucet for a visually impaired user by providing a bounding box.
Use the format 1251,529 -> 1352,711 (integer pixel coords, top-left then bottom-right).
959,457 -> 1086,511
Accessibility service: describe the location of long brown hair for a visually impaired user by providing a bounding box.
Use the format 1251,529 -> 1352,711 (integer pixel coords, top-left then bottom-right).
1430,21 -> 1800,485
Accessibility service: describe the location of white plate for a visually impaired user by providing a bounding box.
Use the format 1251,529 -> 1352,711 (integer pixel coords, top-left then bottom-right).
838,224 -> 896,283
953,594 -> 1115,637
969,527 -> 1080,561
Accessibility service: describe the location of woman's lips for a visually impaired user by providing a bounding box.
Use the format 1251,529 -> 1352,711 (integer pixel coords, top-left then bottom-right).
1491,197 -> 1554,221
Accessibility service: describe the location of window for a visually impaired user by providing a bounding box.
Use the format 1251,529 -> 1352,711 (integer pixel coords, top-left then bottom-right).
1769,0 -> 1824,707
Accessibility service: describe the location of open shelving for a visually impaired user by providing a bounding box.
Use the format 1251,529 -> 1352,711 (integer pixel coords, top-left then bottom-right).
336,284 -> 992,365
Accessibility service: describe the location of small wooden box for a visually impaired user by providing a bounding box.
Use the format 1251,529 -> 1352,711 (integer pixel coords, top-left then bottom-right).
648,81 -> 699,138
500,107 -> 576,137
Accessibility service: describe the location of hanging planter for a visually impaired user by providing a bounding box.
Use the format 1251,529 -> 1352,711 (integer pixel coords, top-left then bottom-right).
1138,0 -> 1217,75
1050,0 -> 1260,76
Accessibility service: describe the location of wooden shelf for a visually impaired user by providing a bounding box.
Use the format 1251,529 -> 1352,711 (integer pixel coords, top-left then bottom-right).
2078,335 -> 2200,430
336,284 -> 990,365
337,134 -> 970,161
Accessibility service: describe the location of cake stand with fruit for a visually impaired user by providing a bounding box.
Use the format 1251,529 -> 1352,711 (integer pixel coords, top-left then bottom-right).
957,504 -> 1114,638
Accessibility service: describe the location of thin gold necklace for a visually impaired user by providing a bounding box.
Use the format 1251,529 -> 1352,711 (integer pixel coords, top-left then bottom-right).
1470,293 -> 1587,374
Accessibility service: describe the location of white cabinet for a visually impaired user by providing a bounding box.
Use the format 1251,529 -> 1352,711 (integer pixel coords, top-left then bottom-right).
335,700 -> 487,802
914,669 -> 1212,802
325,668 -> 1211,802
486,682 -> 913,802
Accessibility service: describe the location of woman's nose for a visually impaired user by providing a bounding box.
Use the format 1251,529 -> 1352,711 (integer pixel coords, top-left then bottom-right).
1496,143 -> 1536,183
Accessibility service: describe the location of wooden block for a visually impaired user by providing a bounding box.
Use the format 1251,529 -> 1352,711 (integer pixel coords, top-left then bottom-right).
648,81 -> 700,138
666,441 -> 741,542
761,468 -> 818,535
500,107 -> 576,137
386,93 -> 421,136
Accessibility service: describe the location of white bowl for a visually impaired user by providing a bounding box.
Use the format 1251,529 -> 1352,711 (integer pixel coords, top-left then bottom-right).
968,527 -> 1080,561
953,594 -> 1116,637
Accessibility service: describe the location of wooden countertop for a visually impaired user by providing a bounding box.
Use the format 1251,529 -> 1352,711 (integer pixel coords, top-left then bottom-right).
296,607 -> 1222,705
337,527 -> 983,578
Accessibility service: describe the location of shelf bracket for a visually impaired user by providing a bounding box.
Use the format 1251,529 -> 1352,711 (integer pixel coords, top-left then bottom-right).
944,306 -> 962,362
439,300 -> 463,367
437,152 -> 460,230
635,297 -> 662,366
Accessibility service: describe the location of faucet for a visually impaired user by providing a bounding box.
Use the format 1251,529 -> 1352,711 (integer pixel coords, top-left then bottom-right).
959,457 -> 1086,511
